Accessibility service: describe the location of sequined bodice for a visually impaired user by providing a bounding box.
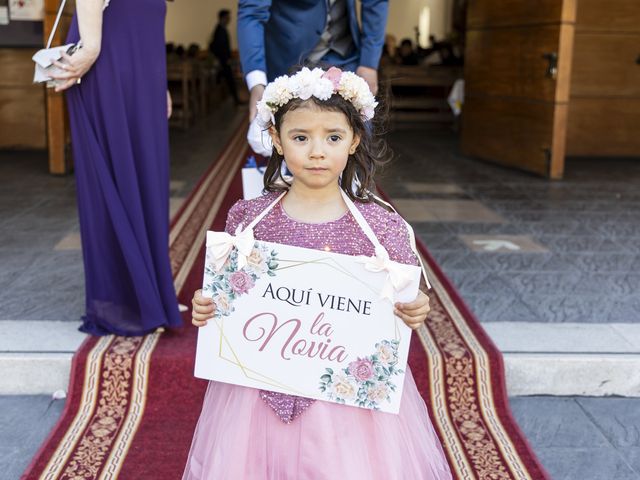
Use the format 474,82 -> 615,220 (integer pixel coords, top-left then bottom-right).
224,192 -> 417,423
226,192 -> 417,264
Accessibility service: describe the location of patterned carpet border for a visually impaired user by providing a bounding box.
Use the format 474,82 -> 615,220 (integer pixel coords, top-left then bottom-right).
22,119 -> 247,480
24,127 -> 549,479
377,187 -> 551,480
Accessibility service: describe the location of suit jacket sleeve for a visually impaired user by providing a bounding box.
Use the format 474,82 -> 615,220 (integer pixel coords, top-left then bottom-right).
237,0 -> 273,76
358,0 -> 389,69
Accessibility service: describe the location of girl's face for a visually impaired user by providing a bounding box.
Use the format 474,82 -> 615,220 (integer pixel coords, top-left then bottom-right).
270,103 -> 360,192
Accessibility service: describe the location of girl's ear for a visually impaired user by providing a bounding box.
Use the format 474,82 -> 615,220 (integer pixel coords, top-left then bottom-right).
349,134 -> 361,155
269,126 -> 284,155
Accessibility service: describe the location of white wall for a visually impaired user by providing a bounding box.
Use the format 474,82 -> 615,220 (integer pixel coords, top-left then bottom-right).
165,0 -> 453,52
165,0 -> 238,49
385,0 -> 453,48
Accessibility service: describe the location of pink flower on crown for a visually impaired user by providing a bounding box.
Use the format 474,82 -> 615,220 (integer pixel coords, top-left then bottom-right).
322,67 -> 343,89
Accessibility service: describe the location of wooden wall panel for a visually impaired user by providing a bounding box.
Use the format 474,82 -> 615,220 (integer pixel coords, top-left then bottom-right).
465,27 -> 562,101
571,33 -> 640,97
567,99 -> 640,156
576,0 -> 640,32
461,96 -> 563,177
467,0 -> 575,27
0,49 -> 46,149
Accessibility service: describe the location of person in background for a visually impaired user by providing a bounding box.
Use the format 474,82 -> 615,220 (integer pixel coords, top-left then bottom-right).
49,0 -> 182,336
397,38 -> 419,66
210,9 -> 240,105
237,0 -> 389,121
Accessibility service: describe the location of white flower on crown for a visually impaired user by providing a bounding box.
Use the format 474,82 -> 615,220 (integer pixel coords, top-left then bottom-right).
289,67 -> 323,100
256,99 -> 275,126
313,78 -> 335,101
338,72 -> 377,114
255,66 -> 377,127
264,75 -> 293,107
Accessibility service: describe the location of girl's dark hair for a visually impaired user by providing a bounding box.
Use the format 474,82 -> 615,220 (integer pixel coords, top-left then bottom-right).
262,87 -> 392,203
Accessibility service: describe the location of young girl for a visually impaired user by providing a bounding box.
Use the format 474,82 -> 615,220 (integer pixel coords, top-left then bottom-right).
185,67 -> 452,480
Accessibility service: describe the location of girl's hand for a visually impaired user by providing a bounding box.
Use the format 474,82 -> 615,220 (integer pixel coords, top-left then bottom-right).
394,290 -> 431,330
51,48 -> 100,92
191,289 -> 216,327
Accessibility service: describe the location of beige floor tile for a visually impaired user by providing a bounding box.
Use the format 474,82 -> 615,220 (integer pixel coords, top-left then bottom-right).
392,199 -> 505,223
170,180 -> 186,192
390,199 -> 439,222
170,197 -> 186,220
459,234 -> 549,253
54,233 -> 82,251
405,182 -> 465,195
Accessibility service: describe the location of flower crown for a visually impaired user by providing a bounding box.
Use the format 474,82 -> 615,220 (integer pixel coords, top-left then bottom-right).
256,67 -> 378,127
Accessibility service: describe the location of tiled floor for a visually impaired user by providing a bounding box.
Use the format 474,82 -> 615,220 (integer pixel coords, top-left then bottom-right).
2,118 -> 639,324
510,396 -> 640,479
0,103 -> 243,322
1,101 -> 639,479
379,124 -> 640,323
2,394 -> 638,480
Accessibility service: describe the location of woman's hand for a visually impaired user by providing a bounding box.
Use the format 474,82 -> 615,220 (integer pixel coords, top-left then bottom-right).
50,48 -> 100,92
191,289 -> 216,327
167,90 -> 173,119
394,290 -> 431,330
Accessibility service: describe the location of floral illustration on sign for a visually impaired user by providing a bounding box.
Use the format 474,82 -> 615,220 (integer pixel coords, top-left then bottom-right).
318,339 -> 403,409
203,243 -> 279,318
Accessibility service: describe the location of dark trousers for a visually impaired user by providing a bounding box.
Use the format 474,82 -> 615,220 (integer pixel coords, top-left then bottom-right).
217,60 -> 239,103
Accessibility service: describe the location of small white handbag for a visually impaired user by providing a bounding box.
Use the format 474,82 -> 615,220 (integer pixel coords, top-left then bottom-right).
32,0 -> 78,86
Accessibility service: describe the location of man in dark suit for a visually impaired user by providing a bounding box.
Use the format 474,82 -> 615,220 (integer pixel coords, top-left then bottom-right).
210,9 -> 240,104
238,0 -> 389,119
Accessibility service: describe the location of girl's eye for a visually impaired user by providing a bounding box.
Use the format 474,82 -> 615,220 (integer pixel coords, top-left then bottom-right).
329,135 -> 342,142
293,135 -> 307,142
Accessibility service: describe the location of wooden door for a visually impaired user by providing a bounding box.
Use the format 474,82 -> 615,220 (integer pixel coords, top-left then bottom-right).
566,0 -> 640,157
0,49 -> 47,149
461,0 -> 577,179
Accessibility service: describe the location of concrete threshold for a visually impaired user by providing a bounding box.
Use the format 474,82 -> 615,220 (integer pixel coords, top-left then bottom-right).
484,322 -> 640,397
1,321 -> 639,396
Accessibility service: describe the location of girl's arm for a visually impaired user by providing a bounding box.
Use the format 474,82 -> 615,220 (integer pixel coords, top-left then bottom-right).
50,0 -> 104,91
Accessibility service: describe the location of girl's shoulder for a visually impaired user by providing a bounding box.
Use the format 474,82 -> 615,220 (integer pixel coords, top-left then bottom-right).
356,200 -> 418,265
226,191 -> 280,232
355,199 -> 407,232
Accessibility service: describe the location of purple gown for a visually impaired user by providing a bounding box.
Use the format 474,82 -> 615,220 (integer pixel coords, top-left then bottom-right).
65,0 -> 182,336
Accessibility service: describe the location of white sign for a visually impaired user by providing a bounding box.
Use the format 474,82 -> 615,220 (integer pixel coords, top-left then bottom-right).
195,237 -> 421,414
9,0 -> 43,21
0,6 -> 9,25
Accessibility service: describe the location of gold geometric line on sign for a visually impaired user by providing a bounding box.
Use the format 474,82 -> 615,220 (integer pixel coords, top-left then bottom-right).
275,256 -> 380,296
213,316 -> 307,395
274,255 -> 404,342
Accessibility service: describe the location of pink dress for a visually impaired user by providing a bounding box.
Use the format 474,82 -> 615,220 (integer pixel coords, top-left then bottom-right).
183,192 -> 452,480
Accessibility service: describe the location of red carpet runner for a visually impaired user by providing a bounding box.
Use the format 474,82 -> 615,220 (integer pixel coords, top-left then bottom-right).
23,124 -> 549,480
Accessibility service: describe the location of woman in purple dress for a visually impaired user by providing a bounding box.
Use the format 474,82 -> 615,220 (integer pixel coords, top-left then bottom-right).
51,0 -> 182,336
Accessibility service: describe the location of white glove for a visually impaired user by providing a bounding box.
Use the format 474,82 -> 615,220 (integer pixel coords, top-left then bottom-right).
247,117 -> 273,157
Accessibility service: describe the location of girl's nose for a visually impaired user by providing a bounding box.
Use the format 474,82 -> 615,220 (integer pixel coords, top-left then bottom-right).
309,139 -> 325,159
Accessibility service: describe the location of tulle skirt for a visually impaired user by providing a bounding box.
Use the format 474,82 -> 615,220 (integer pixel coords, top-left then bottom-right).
182,368 -> 452,479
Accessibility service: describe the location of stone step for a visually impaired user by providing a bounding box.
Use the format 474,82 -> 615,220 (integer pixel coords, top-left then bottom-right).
1,321 -> 639,396
0,321 -> 85,395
